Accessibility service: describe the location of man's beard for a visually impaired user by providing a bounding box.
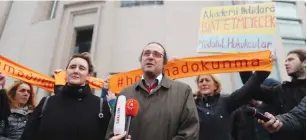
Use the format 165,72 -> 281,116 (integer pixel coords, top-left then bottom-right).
288,66 -> 305,79
144,71 -> 157,79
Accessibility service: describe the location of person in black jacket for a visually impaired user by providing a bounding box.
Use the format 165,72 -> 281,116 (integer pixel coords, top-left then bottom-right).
0,73 -> 10,124
195,70 -> 270,140
231,78 -> 280,140
259,96 -> 306,133
0,74 -> 36,140
239,49 -> 306,140
20,52 -> 126,140
231,101 -> 270,140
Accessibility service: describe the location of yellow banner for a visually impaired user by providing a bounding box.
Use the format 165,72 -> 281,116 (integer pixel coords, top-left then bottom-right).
200,3 -> 276,35
0,55 -> 55,92
109,50 -> 272,93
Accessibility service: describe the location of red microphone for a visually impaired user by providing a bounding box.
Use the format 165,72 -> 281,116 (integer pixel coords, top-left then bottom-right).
125,99 -> 139,139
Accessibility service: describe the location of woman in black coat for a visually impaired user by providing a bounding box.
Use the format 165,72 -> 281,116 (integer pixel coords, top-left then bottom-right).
20,52 -> 128,140
195,71 -> 270,140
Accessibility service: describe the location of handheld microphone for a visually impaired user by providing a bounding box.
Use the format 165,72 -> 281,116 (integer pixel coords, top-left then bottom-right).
244,106 -> 270,122
125,99 -> 139,140
113,95 -> 126,135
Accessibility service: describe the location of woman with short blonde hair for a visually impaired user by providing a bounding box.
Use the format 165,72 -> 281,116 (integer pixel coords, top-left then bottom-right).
21,52 -> 129,140
195,71 -> 270,140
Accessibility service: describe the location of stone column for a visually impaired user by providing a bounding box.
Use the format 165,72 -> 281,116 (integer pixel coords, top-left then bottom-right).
0,1 -> 13,38
31,1 -> 54,24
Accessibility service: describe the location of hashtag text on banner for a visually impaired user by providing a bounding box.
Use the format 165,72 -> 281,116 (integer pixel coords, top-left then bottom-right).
0,50 -> 272,94
108,50 -> 272,93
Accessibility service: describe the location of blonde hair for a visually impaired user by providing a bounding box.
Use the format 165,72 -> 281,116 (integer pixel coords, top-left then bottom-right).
6,81 -> 36,110
195,74 -> 222,97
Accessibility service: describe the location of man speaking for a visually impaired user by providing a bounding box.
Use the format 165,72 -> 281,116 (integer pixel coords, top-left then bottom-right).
105,42 -> 199,140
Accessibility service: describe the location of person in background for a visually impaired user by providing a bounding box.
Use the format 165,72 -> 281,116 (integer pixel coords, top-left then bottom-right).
231,78 -> 280,140
0,74 -> 10,123
195,71 -> 270,140
239,49 -> 306,140
20,52 -> 122,140
100,75 -> 116,111
259,96 -> 306,133
231,100 -> 270,140
0,73 -> 36,140
52,69 -> 64,94
239,73 -> 281,116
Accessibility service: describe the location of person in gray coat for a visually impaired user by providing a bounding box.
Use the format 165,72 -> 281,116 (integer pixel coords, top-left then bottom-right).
105,42 -> 199,140
259,96 -> 306,133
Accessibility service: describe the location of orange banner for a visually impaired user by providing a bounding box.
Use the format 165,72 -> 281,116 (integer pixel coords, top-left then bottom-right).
0,55 -> 55,92
109,50 -> 272,93
0,55 -> 105,92
54,70 -> 104,89
0,50 -> 273,94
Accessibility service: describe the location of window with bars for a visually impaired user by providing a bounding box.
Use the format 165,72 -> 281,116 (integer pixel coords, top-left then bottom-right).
120,0 -> 163,8
74,27 -> 94,54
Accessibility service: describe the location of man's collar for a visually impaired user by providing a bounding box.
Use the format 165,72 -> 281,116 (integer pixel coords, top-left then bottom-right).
135,74 -> 171,91
141,73 -> 163,86
290,78 -> 306,85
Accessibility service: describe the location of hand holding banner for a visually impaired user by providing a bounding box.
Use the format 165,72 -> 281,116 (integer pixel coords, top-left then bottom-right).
54,70 -> 104,89
109,50 -> 272,93
0,55 -> 54,91
0,50 -> 273,94
198,3 -> 276,53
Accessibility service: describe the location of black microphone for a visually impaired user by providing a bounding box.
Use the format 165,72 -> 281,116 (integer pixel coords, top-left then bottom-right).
244,106 -> 270,122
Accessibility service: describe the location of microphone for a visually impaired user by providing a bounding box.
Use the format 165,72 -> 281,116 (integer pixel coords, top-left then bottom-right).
113,95 -> 126,135
125,99 -> 139,139
244,106 -> 270,122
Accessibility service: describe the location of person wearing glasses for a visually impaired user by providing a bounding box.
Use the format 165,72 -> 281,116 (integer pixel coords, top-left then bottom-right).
105,42 -> 200,140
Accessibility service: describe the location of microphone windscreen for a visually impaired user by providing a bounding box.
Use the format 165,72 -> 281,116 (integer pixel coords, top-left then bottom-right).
126,99 -> 139,117
244,106 -> 257,116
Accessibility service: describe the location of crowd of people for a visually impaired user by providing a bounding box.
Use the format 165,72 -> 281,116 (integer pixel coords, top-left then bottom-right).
0,42 -> 305,140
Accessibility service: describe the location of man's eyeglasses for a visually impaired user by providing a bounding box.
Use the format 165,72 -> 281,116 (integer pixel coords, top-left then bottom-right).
142,50 -> 163,58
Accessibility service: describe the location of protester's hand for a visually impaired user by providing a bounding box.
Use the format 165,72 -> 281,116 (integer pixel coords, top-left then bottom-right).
258,112 -> 283,133
104,75 -> 111,89
110,131 -> 131,140
0,73 -> 6,89
270,54 -> 277,64
107,90 -> 116,102
54,69 -> 62,74
169,56 -> 180,61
